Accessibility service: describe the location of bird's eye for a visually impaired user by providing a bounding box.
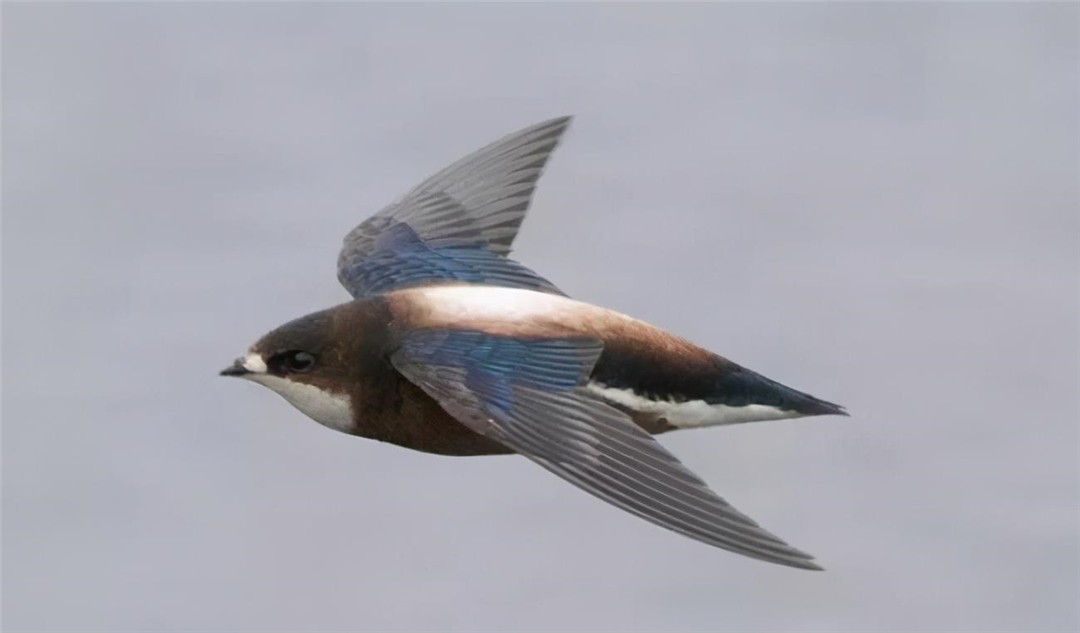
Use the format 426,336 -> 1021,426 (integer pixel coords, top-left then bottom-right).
284,351 -> 315,372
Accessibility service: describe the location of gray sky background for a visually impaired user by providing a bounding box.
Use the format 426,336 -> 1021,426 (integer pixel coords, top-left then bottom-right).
3,3 -> 1077,632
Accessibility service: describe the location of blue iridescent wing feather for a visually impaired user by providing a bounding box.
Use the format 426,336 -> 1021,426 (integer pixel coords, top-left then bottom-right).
339,220 -> 563,298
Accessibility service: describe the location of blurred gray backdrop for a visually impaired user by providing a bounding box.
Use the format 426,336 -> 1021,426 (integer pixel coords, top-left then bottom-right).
3,3 -> 1077,632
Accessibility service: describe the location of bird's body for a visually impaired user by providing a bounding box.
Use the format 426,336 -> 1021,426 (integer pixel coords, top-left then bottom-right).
222,116 -> 848,570
242,285 -> 842,456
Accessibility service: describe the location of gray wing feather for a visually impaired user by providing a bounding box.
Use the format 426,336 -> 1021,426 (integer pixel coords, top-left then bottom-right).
391,349 -> 823,571
337,116 -> 572,297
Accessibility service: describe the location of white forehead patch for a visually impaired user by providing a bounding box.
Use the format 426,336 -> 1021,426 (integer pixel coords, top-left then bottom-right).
241,353 -> 268,374
245,373 -> 354,433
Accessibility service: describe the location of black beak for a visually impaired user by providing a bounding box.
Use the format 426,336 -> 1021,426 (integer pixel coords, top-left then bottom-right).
219,359 -> 250,377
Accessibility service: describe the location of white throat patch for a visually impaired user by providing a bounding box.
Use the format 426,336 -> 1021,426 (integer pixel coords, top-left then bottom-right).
240,355 -> 353,433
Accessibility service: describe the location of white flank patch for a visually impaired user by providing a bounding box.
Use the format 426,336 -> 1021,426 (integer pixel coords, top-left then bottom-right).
245,373 -> 354,433
586,383 -> 801,429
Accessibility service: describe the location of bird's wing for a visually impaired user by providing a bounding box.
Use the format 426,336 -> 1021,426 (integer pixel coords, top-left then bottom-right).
389,328 -> 823,570
337,116 -> 571,299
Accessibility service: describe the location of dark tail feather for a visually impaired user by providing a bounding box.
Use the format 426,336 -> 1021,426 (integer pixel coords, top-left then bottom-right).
714,366 -> 849,417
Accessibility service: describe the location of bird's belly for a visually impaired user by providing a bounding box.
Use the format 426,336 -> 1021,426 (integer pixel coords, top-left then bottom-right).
355,373 -> 515,457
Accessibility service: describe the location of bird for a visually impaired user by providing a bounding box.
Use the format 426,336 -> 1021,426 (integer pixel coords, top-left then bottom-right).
220,116 -> 847,570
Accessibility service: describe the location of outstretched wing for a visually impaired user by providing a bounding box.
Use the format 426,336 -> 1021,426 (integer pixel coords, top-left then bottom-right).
337,116 -> 571,299
390,329 -> 823,570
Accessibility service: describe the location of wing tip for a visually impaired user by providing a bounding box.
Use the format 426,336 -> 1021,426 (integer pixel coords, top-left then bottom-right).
714,536 -> 825,571
527,115 -> 573,141
750,545 -> 824,571
784,544 -> 824,571
789,558 -> 826,572
542,114 -> 573,128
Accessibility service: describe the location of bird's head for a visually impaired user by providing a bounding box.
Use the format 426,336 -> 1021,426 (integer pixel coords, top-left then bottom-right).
220,308 -> 357,432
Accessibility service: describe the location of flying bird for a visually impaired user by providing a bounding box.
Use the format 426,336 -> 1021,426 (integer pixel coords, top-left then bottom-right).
221,116 -> 847,570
